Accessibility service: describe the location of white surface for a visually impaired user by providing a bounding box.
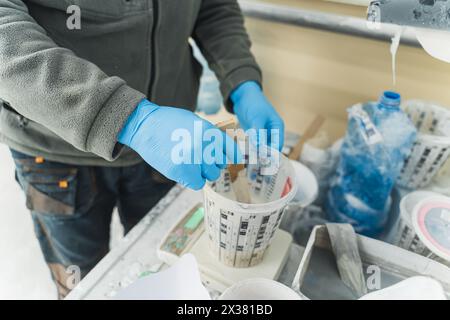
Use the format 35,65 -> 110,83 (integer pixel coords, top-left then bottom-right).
360,276 -> 447,300
114,254 -> 211,300
219,278 -> 302,300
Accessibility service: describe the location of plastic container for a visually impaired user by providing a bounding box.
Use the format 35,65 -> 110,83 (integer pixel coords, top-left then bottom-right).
412,196 -> 450,267
398,100 -> 450,189
391,190 -> 438,251
290,160 -> 318,206
279,160 -> 318,238
293,225 -> 450,300
192,40 -> 223,115
203,148 -> 298,268
429,159 -> 450,197
327,91 -> 417,237
219,278 -> 303,300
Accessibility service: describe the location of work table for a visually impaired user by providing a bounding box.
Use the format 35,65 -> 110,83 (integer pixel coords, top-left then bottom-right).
66,186 -> 305,300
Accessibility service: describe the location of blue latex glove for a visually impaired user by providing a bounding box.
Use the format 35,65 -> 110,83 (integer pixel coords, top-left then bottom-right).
118,100 -> 241,190
231,81 -> 285,151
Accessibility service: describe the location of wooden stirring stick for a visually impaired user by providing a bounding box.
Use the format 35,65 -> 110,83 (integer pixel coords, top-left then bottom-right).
216,119 -> 252,203
289,115 -> 325,161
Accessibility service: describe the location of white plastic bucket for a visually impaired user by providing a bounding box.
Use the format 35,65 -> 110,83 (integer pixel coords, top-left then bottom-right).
398,100 -> 450,189
219,278 -> 302,300
279,160 -> 319,235
392,192 -> 450,267
429,159 -> 450,197
203,148 -> 298,268
290,160 -> 318,206
412,196 -> 450,267
391,190 -> 437,252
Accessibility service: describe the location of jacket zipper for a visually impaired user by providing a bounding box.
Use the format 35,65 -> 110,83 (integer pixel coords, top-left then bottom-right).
148,0 -> 159,100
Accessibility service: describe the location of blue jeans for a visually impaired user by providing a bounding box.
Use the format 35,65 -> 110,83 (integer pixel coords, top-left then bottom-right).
10,149 -> 175,298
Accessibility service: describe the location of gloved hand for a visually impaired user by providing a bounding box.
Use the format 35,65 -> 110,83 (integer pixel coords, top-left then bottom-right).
118,100 -> 241,190
231,81 -> 285,151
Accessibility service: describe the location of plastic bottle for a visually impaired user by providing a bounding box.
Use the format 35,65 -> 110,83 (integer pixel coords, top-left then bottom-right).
192,42 -> 223,115
326,91 -> 417,237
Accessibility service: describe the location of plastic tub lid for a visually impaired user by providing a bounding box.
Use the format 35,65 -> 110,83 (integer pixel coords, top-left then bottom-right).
412,196 -> 450,262
400,191 -> 438,224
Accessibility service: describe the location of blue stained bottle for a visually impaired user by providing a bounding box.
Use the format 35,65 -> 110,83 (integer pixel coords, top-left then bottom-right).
326,91 -> 417,237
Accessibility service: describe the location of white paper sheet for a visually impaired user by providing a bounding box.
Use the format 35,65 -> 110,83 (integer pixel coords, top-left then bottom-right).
360,276 -> 447,300
113,254 -> 211,300
415,28 -> 450,64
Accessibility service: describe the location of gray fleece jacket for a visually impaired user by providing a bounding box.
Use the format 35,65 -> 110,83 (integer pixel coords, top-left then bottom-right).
0,0 -> 262,166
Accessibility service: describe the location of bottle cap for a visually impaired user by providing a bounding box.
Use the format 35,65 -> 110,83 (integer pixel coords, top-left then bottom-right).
379,91 -> 401,109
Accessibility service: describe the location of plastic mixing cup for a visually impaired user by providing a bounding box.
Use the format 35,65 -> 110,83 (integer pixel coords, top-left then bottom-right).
391,190 -> 437,251
203,147 -> 297,268
412,196 -> 450,267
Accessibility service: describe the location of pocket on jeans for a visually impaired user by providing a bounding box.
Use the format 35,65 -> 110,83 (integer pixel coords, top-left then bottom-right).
16,163 -> 78,217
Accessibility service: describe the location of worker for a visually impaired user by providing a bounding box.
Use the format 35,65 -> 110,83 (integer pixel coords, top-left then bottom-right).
0,0 -> 284,298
